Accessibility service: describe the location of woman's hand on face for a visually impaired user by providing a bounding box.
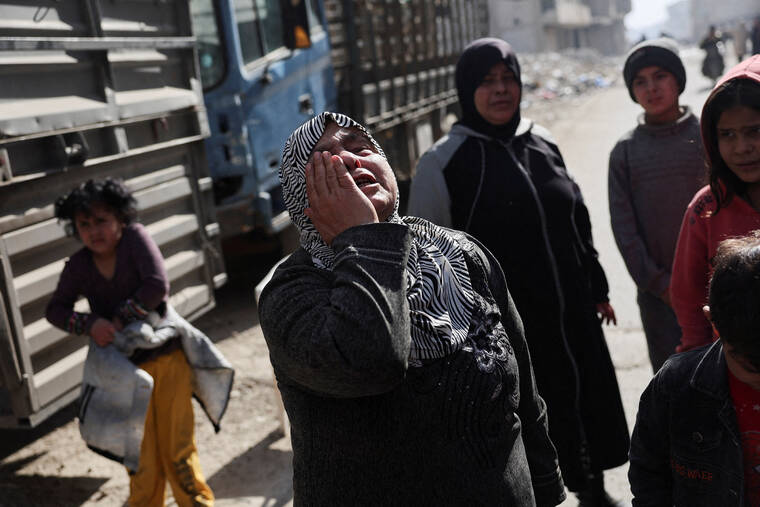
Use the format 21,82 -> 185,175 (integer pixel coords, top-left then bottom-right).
304,151 -> 378,245
90,317 -> 116,347
596,302 -> 617,326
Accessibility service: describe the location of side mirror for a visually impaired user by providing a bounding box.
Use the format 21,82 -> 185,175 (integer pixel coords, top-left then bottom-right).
282,0 -> 311,49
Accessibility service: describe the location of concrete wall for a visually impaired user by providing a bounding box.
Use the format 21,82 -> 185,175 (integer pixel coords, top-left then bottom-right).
489,0 -> 544,52
586,19 -> 628,55
488,0 -> 629,55
662,0 -> 692,42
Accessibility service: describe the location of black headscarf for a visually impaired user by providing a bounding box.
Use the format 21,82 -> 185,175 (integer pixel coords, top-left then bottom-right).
455,38 -> 522,140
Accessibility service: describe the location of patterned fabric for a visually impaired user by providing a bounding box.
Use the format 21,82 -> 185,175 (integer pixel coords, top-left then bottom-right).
118,297 -> 149,324
67,311 -> 88,335
280,112 -> 476,360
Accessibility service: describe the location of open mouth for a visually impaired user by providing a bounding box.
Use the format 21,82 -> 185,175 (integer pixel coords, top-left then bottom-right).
353,174 -> 377,188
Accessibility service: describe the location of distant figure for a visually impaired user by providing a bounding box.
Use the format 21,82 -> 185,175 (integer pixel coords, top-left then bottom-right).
630,230 -> 760,506
752,17 -> 760,55
732,21 -> 748,62
700,25 -> 725,83
609,38 -> 704,373
671,55 -> 760,353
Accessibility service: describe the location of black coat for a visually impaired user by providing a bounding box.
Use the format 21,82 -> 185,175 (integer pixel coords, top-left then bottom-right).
409,120 -> 630,490
630,341 -> 745,506
259,223 -> 566,506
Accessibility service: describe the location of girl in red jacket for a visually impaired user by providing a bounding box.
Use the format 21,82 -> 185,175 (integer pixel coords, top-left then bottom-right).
671,55 -> 760,353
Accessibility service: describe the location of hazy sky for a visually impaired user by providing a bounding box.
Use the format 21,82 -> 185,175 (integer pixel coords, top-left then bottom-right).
625,0 -> 672,30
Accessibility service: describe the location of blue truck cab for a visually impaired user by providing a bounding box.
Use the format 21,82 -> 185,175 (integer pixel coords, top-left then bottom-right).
191,0 -> 335,237
190,0 -> 489,238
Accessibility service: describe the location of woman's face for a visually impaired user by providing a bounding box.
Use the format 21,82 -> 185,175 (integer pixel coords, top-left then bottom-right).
473,62 -> 521,126
717,105 -> 760,185
310,122 -> 398,222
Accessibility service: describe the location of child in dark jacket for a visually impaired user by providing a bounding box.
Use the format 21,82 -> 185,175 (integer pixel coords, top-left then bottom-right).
46,178 -> 214,506
630,230 -> 760,506
608,38 -> 704,373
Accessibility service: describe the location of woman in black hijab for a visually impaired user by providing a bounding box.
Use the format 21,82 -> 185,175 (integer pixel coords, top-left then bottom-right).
409,38 -> 630,506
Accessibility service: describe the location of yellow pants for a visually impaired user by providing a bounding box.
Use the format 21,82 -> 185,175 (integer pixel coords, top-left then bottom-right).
128,347 -> 214,507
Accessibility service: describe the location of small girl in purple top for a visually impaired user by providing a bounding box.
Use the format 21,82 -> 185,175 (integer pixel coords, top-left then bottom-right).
46,178 -> 214,506
46,178 -> 168,344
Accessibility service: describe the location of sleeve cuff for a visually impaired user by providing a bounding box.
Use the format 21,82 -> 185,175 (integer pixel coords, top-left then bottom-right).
532,468 -> 567,507
117,298 -> 149,324
332,222 -> 409,251
67,312 -> 90,335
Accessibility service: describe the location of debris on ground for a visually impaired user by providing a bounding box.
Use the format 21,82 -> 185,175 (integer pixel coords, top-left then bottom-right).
520,49 -> 622,124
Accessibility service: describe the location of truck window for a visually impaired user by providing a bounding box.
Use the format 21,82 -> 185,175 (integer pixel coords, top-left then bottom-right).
235,0 -> 264,63
306,0 -> 323,36
191,0 -> 226,90
235,0 -> 286,65
259,0 -> 285,53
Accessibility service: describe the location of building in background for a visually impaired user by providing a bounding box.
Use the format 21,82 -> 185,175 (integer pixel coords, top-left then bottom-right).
661,0 -> 691,42
489,0 -> 631,55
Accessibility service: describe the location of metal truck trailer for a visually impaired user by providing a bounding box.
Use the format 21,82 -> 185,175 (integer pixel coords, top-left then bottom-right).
0,0 -> 225,428
325,0 -> 489,204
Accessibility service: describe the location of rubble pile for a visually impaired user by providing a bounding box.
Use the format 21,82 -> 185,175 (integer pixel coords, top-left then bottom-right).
519,49 -> 622,124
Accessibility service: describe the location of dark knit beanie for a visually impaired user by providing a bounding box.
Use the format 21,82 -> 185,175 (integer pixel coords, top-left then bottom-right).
623,38 -> 686,102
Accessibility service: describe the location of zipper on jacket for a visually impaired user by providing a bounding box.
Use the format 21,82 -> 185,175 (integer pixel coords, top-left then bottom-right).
499,137 -> 591,474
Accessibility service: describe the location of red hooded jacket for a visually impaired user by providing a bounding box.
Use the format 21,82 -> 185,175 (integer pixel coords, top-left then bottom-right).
671,55 -> 760,352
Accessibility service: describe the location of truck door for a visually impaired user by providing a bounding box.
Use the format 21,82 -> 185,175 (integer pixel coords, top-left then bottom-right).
0,0 -> 225,428
195,0 -> 336,236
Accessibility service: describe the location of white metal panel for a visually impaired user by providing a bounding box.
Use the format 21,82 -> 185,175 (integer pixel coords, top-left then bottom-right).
0,0 -> 224,429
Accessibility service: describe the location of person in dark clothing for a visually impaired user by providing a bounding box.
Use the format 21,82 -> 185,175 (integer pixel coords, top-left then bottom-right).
258,112 -> 566,506
609,38 -> 704,373
408,38 -> 630,506
700,25 -> 726,83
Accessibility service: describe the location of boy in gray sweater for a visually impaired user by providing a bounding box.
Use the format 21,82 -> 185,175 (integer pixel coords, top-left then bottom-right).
608,38 -> 704,372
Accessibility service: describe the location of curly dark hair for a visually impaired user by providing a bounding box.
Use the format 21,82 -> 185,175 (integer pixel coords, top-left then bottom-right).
704,79 -> 760,213
709,230 -> 760,369
55,178 -> 137,239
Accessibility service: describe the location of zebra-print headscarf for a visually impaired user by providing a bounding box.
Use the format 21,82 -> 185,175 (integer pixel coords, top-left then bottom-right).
280,112 -> 476,361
